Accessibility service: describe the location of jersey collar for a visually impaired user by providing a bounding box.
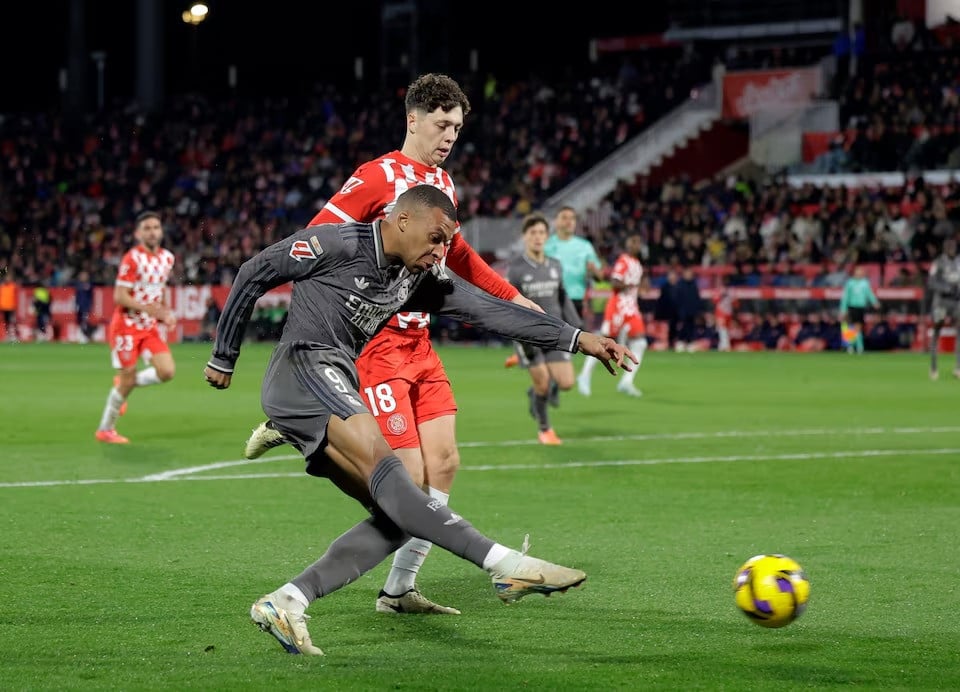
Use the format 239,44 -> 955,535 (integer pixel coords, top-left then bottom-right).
372,219 -> 392,270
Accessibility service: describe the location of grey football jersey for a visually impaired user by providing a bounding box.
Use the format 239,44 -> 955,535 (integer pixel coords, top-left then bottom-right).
928,253 -> 960,297
208,222 -> 582,373
506,254 -> 582,327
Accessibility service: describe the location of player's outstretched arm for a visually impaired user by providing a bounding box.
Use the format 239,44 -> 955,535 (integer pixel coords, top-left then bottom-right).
411,270 -> 635,373
446,233 -> 544,313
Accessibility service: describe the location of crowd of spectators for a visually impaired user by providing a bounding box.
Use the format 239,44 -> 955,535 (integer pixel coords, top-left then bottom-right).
802,13 -> 960,174
2,21 -> 957,349
584,171 -> 956,282
0,48 -> 710,289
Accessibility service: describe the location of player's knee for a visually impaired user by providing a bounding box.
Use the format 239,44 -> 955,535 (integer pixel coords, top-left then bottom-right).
553,374 -> 575,391
396,452 -> 426,487
118,369 -> 137,388
156,364 -> 175,382
426,445 -> 460,483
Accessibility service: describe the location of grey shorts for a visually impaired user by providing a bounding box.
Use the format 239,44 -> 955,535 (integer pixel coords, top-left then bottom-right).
513,341 -> 573,369
931,297 -> 960,324
261,341 -> 369,476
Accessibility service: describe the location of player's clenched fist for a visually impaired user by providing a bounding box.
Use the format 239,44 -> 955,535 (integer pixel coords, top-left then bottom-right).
204,365 -> 232,390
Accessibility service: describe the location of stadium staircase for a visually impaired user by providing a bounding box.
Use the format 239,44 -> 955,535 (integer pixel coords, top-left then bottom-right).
542,81 -> 747,215
468,82 -> 748,254
640,119 -> 749,186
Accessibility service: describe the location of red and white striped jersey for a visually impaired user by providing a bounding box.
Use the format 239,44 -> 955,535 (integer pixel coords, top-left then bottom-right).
610,252 -> 643,315
114,245 -> 174,330
309,150 -> 460,333
715,287 -> 735,320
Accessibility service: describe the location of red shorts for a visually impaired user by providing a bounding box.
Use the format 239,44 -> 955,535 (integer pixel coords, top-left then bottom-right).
356,330 -> 457,449
108,316 -> 169,369
601,300 -> 646,341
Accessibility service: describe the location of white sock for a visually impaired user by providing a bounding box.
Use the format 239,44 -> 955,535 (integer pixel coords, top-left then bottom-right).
382,487 -> 448,595
632,337 -> 647,365
135,367 -> 162,387
97,388 -> 126,431
580,355 -> 599,379
482,544 -> 515,571
278,583 -> 309,611
620,338 -> 647,385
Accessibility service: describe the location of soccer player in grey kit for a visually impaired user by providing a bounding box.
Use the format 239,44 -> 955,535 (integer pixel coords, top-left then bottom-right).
506,212 -> 582,445
928,235 -> 960,380
203,186 -> 636,655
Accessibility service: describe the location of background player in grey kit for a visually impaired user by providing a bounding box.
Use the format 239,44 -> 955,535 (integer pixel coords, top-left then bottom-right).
927,235 -> 960,380
506,212 -> 582,445
203,186 -> 637,655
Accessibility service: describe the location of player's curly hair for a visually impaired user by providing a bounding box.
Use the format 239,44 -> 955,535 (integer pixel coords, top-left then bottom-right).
405,73 -> 471,116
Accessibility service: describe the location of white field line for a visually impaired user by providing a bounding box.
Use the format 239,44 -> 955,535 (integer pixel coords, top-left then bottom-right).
142,424 -> 960,480
0,425 -> 957,489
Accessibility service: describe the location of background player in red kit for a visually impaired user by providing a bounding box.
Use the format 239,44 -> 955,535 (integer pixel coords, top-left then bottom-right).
577,233 -> 648,398
243,73 -> 541,614
714,274 -> 736,352
95,211 -> 177,443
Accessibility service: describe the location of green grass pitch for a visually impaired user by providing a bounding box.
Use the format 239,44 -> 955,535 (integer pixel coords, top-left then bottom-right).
1,342 -> 959,690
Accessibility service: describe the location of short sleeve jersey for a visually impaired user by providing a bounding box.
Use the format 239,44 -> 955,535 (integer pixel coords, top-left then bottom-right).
609,252 -> 642,315
505,254 -> 567,318
543,234 -> 600,301
114,246 -> 175,330
930,254 -> 960,292
310,150 -> 459,332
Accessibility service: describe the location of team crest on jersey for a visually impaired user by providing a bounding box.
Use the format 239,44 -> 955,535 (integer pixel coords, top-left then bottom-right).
397,279 -> 410,303
387,413 -> 408,435
550,268 -> 558,279
289,237 -> 322,262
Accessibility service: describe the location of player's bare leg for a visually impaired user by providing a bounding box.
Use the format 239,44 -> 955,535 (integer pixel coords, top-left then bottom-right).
119,351 -> 175,416
139,350 -> 175,386
376,415 -> 461,614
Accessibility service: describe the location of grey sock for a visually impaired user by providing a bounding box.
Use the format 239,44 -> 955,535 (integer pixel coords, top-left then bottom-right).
533,393 -> 549,431
931,328 -> 940,371
291,512 -> 407,602
369,456 -> 494,567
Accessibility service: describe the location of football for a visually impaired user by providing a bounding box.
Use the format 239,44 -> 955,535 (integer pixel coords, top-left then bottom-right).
733,554 -> 810,628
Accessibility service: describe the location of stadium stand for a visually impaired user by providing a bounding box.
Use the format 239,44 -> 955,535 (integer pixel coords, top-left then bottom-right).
1,10 -> 957,354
